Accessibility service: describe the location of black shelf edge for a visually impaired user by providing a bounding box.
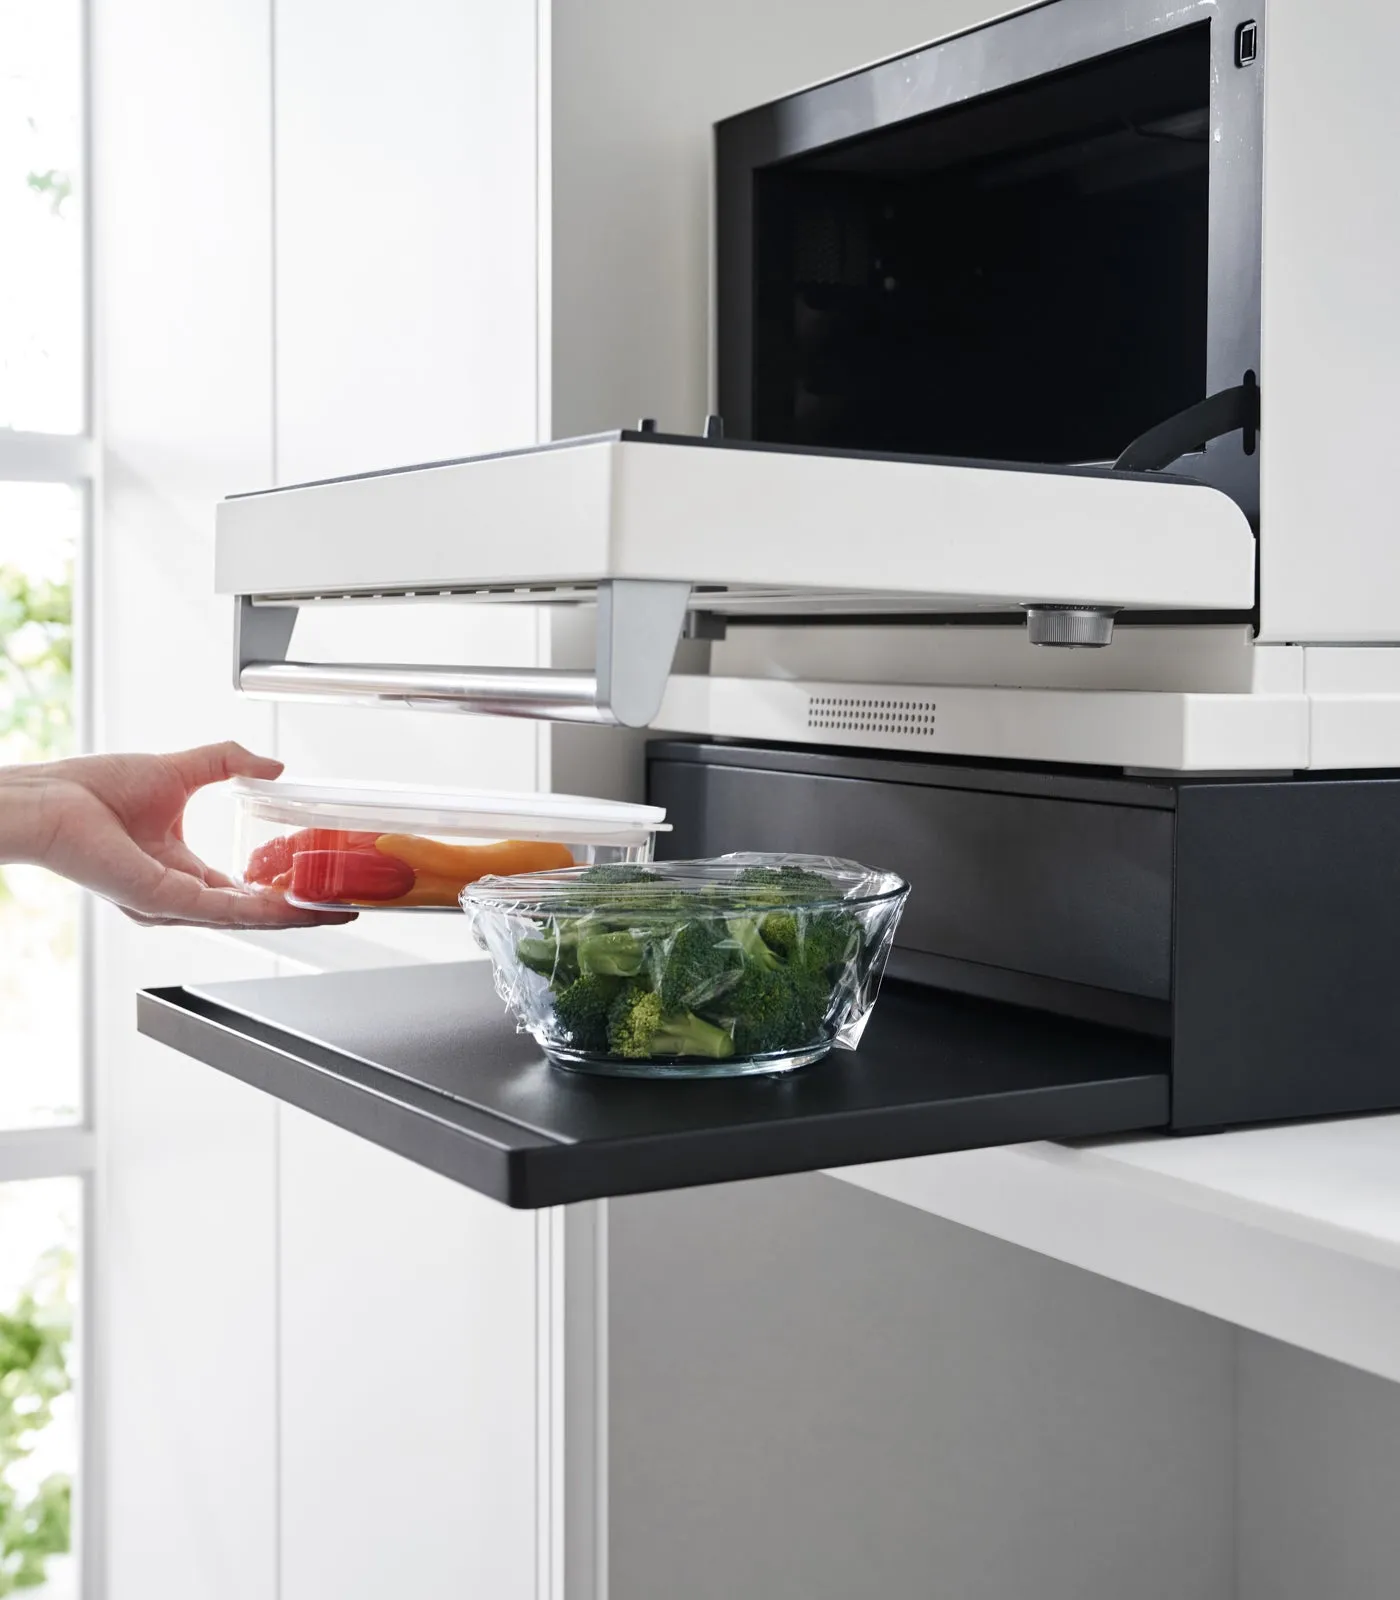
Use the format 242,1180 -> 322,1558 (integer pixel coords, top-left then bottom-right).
137,965 -> 1169,1209
516,1072 -> 1167,1207
137,988 -> 549,1205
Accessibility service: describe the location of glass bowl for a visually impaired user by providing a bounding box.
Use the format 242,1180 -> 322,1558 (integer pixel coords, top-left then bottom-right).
231,778 -> 666,912
461,853 -> 910,1078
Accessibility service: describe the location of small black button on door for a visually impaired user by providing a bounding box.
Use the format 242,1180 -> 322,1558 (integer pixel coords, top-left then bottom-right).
1235,20 -> 1258,67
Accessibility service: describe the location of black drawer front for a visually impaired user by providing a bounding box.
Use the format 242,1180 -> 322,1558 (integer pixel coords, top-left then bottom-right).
650,755 -> 1174,1002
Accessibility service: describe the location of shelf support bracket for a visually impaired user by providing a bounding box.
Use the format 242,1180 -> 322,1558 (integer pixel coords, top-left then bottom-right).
231,581 -> 691,728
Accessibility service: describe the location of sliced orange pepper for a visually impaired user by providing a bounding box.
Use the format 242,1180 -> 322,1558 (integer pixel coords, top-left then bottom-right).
374,834 -> 574,883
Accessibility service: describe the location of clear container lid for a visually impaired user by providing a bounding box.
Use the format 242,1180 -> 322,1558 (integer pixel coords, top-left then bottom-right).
461,852 -> 907,913
231,777 -> 668,846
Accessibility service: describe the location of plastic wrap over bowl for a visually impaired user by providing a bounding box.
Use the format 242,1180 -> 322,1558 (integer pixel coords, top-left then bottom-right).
462,853 -> 910,1078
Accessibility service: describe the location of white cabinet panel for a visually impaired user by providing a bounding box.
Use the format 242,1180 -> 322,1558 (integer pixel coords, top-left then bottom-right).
1237,1334 -> 1400,1600
1259,0 -> 1400,641
272,0 -> 539,485
279,1106 -> 538,1600
270,0 -> 545,960
99,922 -> 279,1600
93,0 -> 283,1590
609,1173 -> 1235,1600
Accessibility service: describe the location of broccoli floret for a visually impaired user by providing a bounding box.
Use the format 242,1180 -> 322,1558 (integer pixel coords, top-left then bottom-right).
577,929 -> 646,978
755,911 -> 800,960
607,984 -> 662,1057
759,908 -> 861,974
517,928 -> 580,984
552,973 -> 622,1051
717,965 -> 829,1056
655,920 -> 743,1013
563,864 -> 683,922
736,864 -> 834,904
723,916 -> 782,971
806,914 -> 861,972
580,863 -> 656,884
650,1010 -> 737,1060
607,983 -> 735,1061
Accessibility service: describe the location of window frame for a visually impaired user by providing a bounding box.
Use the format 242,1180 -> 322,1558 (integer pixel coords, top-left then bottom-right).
0,0 -> 99,1592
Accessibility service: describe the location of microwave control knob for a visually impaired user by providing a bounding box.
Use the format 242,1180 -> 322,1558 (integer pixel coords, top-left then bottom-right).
1023,604 -> 1118,648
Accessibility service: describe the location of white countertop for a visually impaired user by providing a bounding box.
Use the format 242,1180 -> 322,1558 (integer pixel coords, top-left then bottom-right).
221,924 -> 1400,1382
834,1120 -> 1400,1384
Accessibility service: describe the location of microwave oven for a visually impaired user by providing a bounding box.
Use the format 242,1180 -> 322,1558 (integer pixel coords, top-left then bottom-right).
715,0 -> 1262,530
213,0 -> 1400,774
140,0 -> 1400,1206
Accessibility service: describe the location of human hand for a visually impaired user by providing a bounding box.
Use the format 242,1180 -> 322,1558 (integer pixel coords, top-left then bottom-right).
0,742 -> 356,929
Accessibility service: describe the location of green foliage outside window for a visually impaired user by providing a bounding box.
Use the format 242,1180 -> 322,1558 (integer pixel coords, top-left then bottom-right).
0,561 -> 73,910
2,180 -> 79,1590
0,1248 -> 73,1593
0,44 -> 86,1596
0,564 -> 73,760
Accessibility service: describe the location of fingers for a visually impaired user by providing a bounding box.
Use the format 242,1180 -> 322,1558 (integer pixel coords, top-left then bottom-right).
167,741 -> 285,793
192,885 -> 359,929
146,872 -> 358,928
157,839 -> 239,889
121,883 -> 357,929
99,841 -> 354,929
121,906 -> 166,927
51,793 -> 350,930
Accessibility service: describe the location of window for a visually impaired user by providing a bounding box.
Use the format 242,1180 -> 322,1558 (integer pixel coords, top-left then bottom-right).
0,2 -> 93,1595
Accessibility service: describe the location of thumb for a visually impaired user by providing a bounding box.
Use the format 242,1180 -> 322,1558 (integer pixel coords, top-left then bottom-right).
167,740 -> 284,792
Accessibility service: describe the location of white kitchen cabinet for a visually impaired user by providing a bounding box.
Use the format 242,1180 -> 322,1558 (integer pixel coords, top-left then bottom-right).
278,1106 -> 538,1600
268,0 -> 543,971
92,0 -> 283,1588
99,925 -> 280,1600
608,1175 -> 1238,1600
267,0 -> 547,1579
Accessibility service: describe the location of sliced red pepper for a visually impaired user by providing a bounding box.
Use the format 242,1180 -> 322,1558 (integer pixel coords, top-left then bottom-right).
246,828 -> 381,885
289,848 -> 415,904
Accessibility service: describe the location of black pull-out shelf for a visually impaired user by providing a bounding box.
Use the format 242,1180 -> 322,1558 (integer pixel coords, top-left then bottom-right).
137,963 -> 1168,1208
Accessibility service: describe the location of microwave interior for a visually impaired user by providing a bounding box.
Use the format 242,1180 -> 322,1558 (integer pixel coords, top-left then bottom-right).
754,27 -> 1209,464
720,5 -> 1262,526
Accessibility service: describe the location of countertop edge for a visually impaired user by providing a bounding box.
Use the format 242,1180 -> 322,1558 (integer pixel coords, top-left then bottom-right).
829,1139 -> 1400,1384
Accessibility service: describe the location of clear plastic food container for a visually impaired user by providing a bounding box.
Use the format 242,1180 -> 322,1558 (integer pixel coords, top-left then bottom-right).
232,779 -> 666,911
462,853 -> 910,1078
